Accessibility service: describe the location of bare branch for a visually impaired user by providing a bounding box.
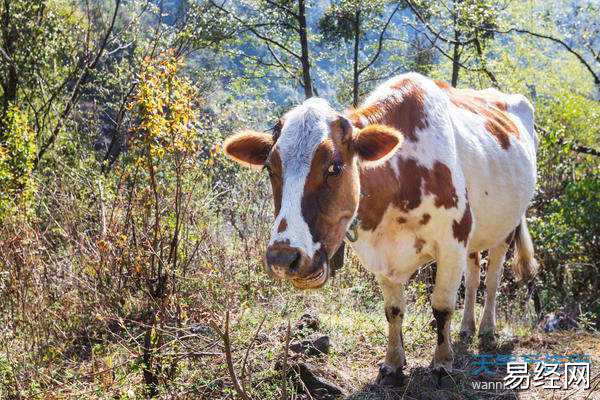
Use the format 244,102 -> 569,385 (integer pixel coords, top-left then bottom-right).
241,314 -> 267,392
35,0 -> 122,168
263,0 -> 298,19
211,311 -> 253,400
357,3 -> 402,76
405,0 -> 476,46
209,0 -> 301,60
487,27 -> 599,86
535,124 -> 600,157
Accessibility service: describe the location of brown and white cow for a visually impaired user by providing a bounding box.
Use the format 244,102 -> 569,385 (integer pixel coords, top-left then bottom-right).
223,73 -> 538,384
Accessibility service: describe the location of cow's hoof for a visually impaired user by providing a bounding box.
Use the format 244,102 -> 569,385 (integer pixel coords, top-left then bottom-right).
431,356 -> 453,374
375,364 -> 404,386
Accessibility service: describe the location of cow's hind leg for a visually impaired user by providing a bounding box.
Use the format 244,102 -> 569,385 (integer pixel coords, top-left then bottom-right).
376,275 -> 406,386
479,242 -> 509,336
460,251 -> 480,339
431,246 -> 467,372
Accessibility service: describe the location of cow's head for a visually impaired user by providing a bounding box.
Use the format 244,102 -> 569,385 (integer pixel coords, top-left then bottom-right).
223,98 -> 403,289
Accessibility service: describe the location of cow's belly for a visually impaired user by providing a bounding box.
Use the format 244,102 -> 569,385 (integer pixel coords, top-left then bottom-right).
350,207 -> 435,284
455,118 -> 537,251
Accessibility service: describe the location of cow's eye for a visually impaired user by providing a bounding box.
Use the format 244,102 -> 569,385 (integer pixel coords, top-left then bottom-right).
327,161 -> 343,176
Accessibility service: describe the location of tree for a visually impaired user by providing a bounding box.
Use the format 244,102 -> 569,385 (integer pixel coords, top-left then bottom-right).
208,0 -> 316,98
319,0 -> 402,106
489,1 -> 600,91
406,0 -> 505,87
0,0 -> 122,169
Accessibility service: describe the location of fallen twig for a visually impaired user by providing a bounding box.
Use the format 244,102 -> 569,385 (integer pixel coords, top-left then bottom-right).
210,311 -> 252,400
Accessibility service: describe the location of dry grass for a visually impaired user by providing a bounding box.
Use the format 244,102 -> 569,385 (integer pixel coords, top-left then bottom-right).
1,164 -> 599,400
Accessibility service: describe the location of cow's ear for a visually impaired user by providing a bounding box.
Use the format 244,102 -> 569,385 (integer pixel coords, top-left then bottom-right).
352,124 -> 403,167
223,130 -> 274,169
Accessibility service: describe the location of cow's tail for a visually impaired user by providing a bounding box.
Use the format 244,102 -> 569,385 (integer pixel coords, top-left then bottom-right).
512,216 -> 538,282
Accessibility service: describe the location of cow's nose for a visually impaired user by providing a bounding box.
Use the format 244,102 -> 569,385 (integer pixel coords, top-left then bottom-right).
266,246 -> 301,272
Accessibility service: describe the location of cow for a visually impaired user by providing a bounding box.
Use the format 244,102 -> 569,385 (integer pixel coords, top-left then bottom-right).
222,72 -> 538,385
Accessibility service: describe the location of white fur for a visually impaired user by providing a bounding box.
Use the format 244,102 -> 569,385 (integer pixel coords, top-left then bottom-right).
268,98 -> 336,257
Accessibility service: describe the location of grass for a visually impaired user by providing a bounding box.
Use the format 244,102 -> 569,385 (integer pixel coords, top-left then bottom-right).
181,252 -> 600,400
1,204 -> 599,399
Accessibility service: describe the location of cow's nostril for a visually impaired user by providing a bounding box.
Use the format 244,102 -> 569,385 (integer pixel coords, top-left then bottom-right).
267,247 -> 302,271
289,252 -> 301,272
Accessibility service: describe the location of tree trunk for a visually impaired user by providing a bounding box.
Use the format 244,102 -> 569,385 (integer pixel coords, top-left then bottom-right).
1,0 -> 17,119
298,0 -> 313,98
451,0 -> 460,87
352,10 -> 360,107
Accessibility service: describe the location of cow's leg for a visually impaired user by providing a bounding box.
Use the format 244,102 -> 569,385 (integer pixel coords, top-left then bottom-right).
431,248 -> 466,371
376,275 -> 406,386
460,251 -> 480,338
479,243 -> 509,335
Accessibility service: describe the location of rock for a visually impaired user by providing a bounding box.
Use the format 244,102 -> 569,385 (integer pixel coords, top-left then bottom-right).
289,334 -> 330,356
296,312 -> 320,332
290,362 -> 345,399
538,312 -> 578,332
190,323 -> 213,336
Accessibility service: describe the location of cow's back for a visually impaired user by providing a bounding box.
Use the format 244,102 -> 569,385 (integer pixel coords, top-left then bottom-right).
347,73 -> 537,274
439,84 -> 537,251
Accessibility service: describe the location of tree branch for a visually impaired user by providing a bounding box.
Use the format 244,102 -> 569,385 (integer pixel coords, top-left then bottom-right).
405,0 -> 477,46
535,124 -> 600,157
263,0 -> 298,19
487,27 -> 599,86
209,0 -> 301,60
35,0 -> 122,168
357,3 -> 401,76
210,311 -> 252,400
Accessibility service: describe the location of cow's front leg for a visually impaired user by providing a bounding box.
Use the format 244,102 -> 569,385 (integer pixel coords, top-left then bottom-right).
431,248 -> 466,372
376,275 -> 406,386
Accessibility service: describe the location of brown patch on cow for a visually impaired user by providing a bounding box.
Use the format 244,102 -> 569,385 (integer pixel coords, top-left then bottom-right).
348,78 -> 428,142
385,306 -> 402,323
267,150 -> 283,216
395,158 -> 428,212
396,159 -> 458,212
419,213 -> 431,225
358,158 -> 458,231
468,252 -> 477,260
277,218 -> 287,233
452,202 -> 472,246
300,137 -> 360,258
432,308 -> 450,345
414,238 -> 426,253
424,162 -> 459,209
397,217 -> 407,224
437,83 -> 518,149
485,191 -> 488,195
434,80 -> 452,90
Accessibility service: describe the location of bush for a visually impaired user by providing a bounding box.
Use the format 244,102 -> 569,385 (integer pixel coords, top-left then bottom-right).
0,106 -> 36,219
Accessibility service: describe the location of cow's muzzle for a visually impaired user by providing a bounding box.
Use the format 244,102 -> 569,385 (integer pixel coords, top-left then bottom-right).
265,243 -> 328,289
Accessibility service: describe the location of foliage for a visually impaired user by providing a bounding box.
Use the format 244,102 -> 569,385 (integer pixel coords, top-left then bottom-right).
0,0 -> 599,398
528,90 -> 600,324
0,106 -> 36,219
